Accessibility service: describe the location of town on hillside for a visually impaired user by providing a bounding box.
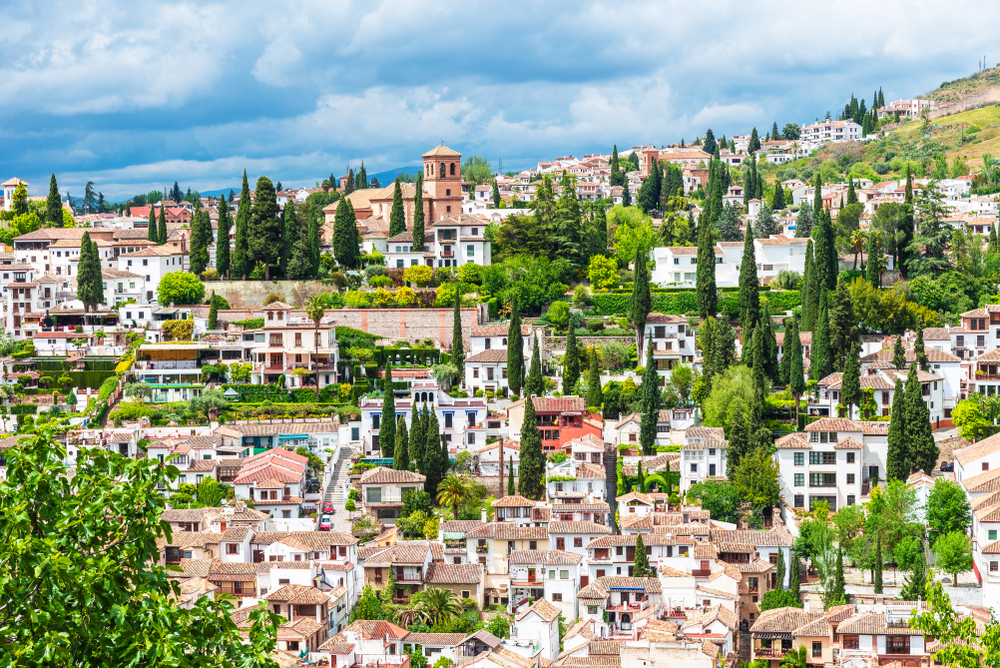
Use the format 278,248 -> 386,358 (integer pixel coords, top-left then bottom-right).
7,91 -> 1000,667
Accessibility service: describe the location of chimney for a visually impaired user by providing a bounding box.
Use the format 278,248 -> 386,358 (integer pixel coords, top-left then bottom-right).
481,506 -> 487,522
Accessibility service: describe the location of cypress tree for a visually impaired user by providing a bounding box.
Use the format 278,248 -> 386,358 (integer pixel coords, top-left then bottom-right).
344,168 -> 355,195
412,173 -> 425,252
639,337 -> 659,456
76,233 -> 97,311
630,244 -> 652,351
636,159 -> 661,213
899,167 -> 915,276
279,200 -> 295,277
905,364 -> 939,474
248,177 -> 281,279
761,304 -> 779,384
357,162 -> 368,190
147,209 -> 157,242
709,161 -> 724,226
381,366 -> 396,460
409,403 -> 424,472
493,180 -> 501,208
587,351 -> 603,408
771,179 -> 785,210
525,337 -> 543,397
422,409 -> 442,497
779,322 -> 792,386
789,548 -> 800,600
865,229 -> 881,288
507,457 -> 515,496
771,122 -> 780,142
886,378 -> 909,481
810,291 -> 832,380
776,548 -> 785,590
892,337 -> 906,369
208,291 -> 219,330
847,179 -> 858,205
800,239 -> 816,331
901,540 -> 927,600
393,416 -> 409,471
621,181 -> 631,208
633,535 -> 652,577
696,214 -> 717,318
452,291 -> 465,373
216,194 -> 231,277
610,145 -> 623,186
47,173 -> 62,227
914,329 -> 930,371
748,127 -> 760,153
157,203 -> 168,246
308,211 -> 321,277
518,397 -> 545,500
841,342 -> 861,419
389,178 -> 406,237
813,173 -> 823,217
233,171 -> 251,277
829,275 -> 858,371
874,537 -> 884,594
563,324 -> 580,395
333,197 -> 361,269
726,403 -> 750,468
830,547 -> 846,606
738,230 -> 760,335
507,305 -> 524,396
812,207 -> 835,291
189,207 -> 211,276
702,129 -> 717,157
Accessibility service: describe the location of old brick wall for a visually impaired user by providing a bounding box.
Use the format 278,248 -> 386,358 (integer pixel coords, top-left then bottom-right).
331,308 -> 479,347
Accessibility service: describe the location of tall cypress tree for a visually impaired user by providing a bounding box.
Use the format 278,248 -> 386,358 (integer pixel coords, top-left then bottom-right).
633,534 -> 652,577
389,178 -> 406,237
189,206 -> 211,276
738,230 -> 760,335
800,240 -> 816,331
621,180 -> 631,208
422,409 -> 442,496
357,162 -> 368,190
639,337 -> 659,456
761,304 -> 779,384
847,179 -> 857,205
308,210 -> 321,278
841,342 -> 861,419
892,337 -> 907,369
788,317 -> 805,420
563,324 -> 580,395
748,127 -> 761,153
233,170 -> 251,277
636,159 -> 661,213
333,197 -> 361,269
147,209 -> 157,242
452,291 -> 465,374
789,548 -> 800,600
216,194 -> 231,277
810,291 -> 832,380
157,203 -> 168,246
507,457 -> 515,496
914,329 -> 930,372
610,145 -> 623,187
776,547 -> 785,590
865,229 -> 881,288
493,180 -> 501,209
248,177 -> 281,279
409,403 -> 424,472
812,208 -> 835,291
696,214 -> 717,318
630,244 -> 652,351
381,366 -> 396,460
47,173 -> 62,227
208,291 -> 219,330
393,416 -> 409,471
886,378 -> 909,481
905,364 -> 939,474
900,167 -> 915,276
525,337 -> 543,397
507,305 -> 525,396
828,275 -> 858,371
873,537 -> 884,594
771,180 -> 785,210
702,129 -> 717,157
587,351 -> 603,408
518,397 -> 545,500
77,233 -> 96,311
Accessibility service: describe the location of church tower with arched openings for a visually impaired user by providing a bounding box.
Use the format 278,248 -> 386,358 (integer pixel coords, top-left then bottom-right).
422,144 -> 463,221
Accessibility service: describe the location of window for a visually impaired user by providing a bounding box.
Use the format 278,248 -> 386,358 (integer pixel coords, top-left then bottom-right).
556,537 -> 565,550
809,452 -> 836,465
467,245 -> 474,257
793,494 -> 804,508
886,637 -> 910,655
529,541 -> 537,550
991,530 -> 998,541
794,473 -> 804,487
372,414 -> 380,429
847,495 -> 855,506
794,452 -> 804,466
992,561 -> 999,572
552,593 -> 563,601
461,590 -> 470,599
560,570 -> 569,579
690,463 -> 697,473
226,544 -> 239,554
809,473 -> 836,487
812,642 -> 822,658
366,487 -> 382,503
574,537 -> 583,548
445,413 -> 453,429
847,452 -> 855,463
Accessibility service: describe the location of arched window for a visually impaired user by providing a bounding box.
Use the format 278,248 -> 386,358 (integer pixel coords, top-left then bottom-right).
450,163 -> 456,176
503,338 -> 507,345
440,163 -> 446,178
428,163 -> 433,176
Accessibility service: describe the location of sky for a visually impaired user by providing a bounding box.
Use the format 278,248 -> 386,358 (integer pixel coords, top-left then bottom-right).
2,0 -> 998,201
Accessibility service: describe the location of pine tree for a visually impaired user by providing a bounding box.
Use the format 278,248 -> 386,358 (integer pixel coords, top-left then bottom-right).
800,239 -> 816,331
914,329 -> 930,371
630,244 -> 652,351
810,291 -> 832,380
563,324 -> 580,395
525,337 -> 543,397
157,204 -> 168,246
147,209 -> 157,242
886,378 -> 909,481
748,127 -> 760,153
639,337 -> 659,456
394,416 -> 409,471
216,194 -> 231,277
702,129 -> 717,157
738,230 -> 760,336
587,352 -> 603,408
828,275 -> 857,371
789,548 -> 800,600
696,214 -> 717,318
518,398 -> 545,500
389,178 -> 406,237
208,291 -> 219,330
874,537 -> 884,594
382,366 -> 396,460
46,173 -> 62,227
555,171 -> 585,268
410,403 -> 425,472
247,177 -> 281,279
633,535 -> 652,577
333,197 -> 361,269
452,292 -> 465,373
794,202 -> 814,238
841,342 -> 861,419
507,456 -> 515,496
716,202 -> 743,241
411,172 -> 425,252
865,229 -> 881,288
232,171 -> 251,277
892,337 -> 906,369
507,306 -> 525,396
905,364 -> 939,474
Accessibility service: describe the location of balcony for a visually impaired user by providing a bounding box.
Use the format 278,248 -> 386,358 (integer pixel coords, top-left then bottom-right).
510,577 -> 542,586
691,569 -> 711,577
476,545 -> 489,554
754,647 -> 791,659
440,250 -> 455,258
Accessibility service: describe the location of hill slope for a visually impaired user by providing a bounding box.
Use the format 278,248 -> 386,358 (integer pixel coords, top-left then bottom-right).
890,105 -> 1000,165
923,65 -> 1000,103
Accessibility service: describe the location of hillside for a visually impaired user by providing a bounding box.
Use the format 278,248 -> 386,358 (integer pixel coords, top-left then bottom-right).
923,65 -> 1000,103
891,104 -> 1000,164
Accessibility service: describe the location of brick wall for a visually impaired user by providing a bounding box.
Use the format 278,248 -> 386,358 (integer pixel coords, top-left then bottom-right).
332,308 -> 480,347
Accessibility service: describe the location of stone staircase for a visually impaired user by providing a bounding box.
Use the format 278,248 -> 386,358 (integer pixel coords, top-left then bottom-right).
325,446 -> 355,532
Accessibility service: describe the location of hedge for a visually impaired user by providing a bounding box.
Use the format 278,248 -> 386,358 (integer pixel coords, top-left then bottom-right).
593,289 -> 800,316
10,405 -> 37,415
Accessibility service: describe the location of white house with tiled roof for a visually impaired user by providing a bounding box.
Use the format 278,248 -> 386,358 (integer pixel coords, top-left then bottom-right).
576,576 -> 662,638
357,467 -> 426,525
515,597 -> 564,660
116,244 -> 187,302
774,428 -> 864,513
954,433 -> 1000,595
232,447 -> 309,518
861,345 -> 962,409
680,426 -> 728,492
640,313 -> 697,375
509,550 -> 583,623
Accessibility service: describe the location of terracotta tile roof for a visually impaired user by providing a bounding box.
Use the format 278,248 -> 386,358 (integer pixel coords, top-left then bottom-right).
738,559 -> 776,574
685,426 -> 725,440
342,619 -> 409,639
170,558 -> 213,578
508,396 -> 587,414
423,562 -> 483,584
360,466 -> 427,485
750,607 -> 822,634
265,584 -> 331,605
697,585 -> 738,601
710,527 -> 794,547
221,526 -> 251,542
232,447 -> 307,485
465,523 -> 550,540
515,597 -> 562,623
546,521 -> 612,535
208,560 -> 267,581
577,576 -> 661,601
440,520 -> 486,533
491,495 -> 536,507
955,433 -> 1000,467
158,531 -> 222,549
775,432 -> 810,449
361,543 -> 430,566
836,613 -> 924,636
834,437 -> 864,450
466,349 -> 516,363
471,325 -> 533,337
616,490 -> 654,505
804,417 -> 864,433
862,346 -> 960,364
403,633 -> 468,646
509,550 -> 583,565
960,466 -> 1000,493
645,313 -> 687,324
573,463 -> 608,480
682,604 -> 738,631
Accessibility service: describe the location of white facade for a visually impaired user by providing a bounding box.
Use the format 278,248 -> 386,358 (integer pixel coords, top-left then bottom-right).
118,246 -> 187,303
800,120 -> 862,145
679,426 -> 728,492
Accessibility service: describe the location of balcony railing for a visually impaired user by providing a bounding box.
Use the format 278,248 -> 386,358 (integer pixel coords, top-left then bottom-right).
476,545 -> 489,554
691,569 -> 710,577
440,250 -> 454,258
754,648 -> 791,658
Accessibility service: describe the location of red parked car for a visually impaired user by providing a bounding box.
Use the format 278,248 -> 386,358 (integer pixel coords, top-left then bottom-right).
323,501 -> 335,514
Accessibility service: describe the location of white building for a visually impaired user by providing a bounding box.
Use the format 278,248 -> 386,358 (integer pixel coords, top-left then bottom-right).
799,120 -> 863,145
679,426 -> 729,492
117,245 -> 187,303
508,551 -> 582,623
383,213 -> 492,270
954,434 -> 1000,599
774,430 -> 864,513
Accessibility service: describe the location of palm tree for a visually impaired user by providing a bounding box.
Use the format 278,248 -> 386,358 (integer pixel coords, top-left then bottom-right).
780,646 -> 808,668
304,295 -> 326,401
850,229 -> 868,270
411,587 -> 463,627
437,474 -> 475,519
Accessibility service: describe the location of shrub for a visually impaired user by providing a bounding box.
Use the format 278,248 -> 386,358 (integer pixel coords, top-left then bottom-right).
162,320 -> 194,341
345,499 -> 356,511
364,264 -> 387,279
330,272 -> 348,288
547,301 -> 570,328
586,319 -> 605,332
263,292 -> 284,306
200,269 -> 220,281
873,162 -> 890,175
369,275 -> 393,288
574,285 -> 592,305
344,291 -> 374,308
403,265 -> 434,286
